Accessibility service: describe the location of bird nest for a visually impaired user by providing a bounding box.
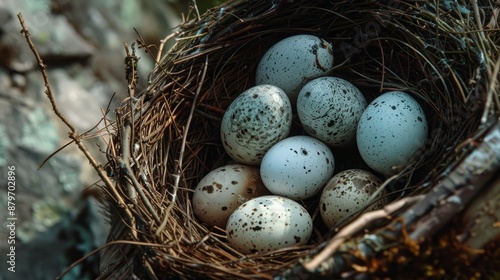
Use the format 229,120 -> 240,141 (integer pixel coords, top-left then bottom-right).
97,1 -> 500,279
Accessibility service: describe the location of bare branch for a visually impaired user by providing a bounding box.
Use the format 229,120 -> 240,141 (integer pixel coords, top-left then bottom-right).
17,12 -> 139,279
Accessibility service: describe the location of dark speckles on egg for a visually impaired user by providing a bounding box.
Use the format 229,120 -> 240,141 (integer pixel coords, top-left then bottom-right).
261,136 -> 335,200
255,35 -> 333,104
226,196 -> 313,254
320,169 -> 388,229
201,185 -> 214,194
357,91 -> 428,176
193,164 -> 269,229
297,77 -> 367,147
220,85 -> 292,165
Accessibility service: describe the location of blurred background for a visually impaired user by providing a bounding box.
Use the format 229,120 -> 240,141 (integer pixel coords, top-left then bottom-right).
0,0 -> 220,279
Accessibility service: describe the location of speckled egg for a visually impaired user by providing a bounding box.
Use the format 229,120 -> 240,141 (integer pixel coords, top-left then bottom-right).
192,164 -> 270,228
226,195 -> 313,254
221,85 -> 292,165
320,169 -> 388,229
357,91 -> 428,176
297,77 -> 367,147
260,135 -> 335,200
255,34 -> 334,104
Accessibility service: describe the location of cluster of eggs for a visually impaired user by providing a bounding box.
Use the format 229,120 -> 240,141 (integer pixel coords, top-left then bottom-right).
192,35 -> 429,254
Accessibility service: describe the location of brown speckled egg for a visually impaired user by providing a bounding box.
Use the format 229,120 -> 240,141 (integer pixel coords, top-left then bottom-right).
220,85 -> 292,165
319,169 -> 388,229
226,195 -> 312,254
192,164 -> 270,228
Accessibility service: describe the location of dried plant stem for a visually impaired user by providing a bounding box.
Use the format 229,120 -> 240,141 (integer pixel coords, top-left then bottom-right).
18,12 -> 136,277
17,13 -> 122,203
156,56 -> 209,236
481,57 -> 500,124
157,32 -> 178,64
303,195 -> 423,272
18,13 -> 73,131
119,43 -> 162,226
120,118 -> 161,224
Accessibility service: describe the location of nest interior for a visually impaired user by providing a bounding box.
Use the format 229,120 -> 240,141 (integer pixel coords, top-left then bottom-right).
100,0 -> 500,279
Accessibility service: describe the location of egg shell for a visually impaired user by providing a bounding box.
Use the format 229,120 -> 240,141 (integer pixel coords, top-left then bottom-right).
226,195 -> 313,254
255,34 -> 334,104
357,91 -> 428,176
320,169 -> 388,229
260,135 -> 335,200
297,77 -> 367,147
220,85 -> 292,165
192,164 -> 269,228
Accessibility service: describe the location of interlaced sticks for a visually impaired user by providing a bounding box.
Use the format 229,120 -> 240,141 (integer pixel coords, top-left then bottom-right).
119,44 -> 161,225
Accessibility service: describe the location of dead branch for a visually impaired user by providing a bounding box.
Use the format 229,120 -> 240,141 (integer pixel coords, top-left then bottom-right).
16,12 -> 138,279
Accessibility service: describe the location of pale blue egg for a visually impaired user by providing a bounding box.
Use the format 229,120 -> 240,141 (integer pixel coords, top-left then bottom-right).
260,135 -> 335,200
357,91 -> 428,176
256,35 -> 334,104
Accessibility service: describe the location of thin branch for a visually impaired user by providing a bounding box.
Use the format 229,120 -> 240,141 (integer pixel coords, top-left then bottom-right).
303,195 -> 423,272
481,57 -> 500,124
156,55 -> 209,236
120,43 -> 161,225
17,12 -> 137,276
37,139 -> 75,170
17,12 -> 123,200
18,14 -> 75,131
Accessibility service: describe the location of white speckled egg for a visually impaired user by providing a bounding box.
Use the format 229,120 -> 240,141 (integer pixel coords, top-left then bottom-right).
319,169 -> 388,229
260,135 -> 335,200
221,85 -> 292,165
357,91 -> 428,176
297,77 -> 367,147
192,164 -> 270,228
226,195 -> 313,254
256,34 -> 334,104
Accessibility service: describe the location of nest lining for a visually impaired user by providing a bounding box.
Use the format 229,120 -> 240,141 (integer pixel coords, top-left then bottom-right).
101,0 -> 500,279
